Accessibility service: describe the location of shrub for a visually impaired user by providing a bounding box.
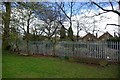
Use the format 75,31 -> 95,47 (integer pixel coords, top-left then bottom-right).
75,48 -> 89,57
54,44 -> 62,51
59,56 -> 64,60
77,57 -> 100,65
76,57 -> 108,66
68,57 -> 76,62
62,56 -> 108,66
64,56 -> 69,60
107,37 -> 120,42
99,59 -> 108,67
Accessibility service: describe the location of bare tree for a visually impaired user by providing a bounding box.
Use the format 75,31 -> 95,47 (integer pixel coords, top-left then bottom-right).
40,8 -> 60,40
91,0 -> 120,16
10,4 -> 37,54
90,0 -> 120,37
56,2 -> 75,40
56,2 -> 101,40
72,11 -> 105,41
90,1 -> 120,27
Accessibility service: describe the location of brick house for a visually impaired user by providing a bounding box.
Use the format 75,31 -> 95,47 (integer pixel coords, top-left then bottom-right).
82,33 -> 97,41
98,32 -> 113,41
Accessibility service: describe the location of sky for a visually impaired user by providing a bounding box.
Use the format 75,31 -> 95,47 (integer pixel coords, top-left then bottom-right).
62,2 -> 119,37
71,11 -> 119,37
9,2 -> 119,37
1,0 -> 120,2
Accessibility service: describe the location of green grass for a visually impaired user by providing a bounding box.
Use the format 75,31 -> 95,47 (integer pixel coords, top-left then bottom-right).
0,47 -> 1,78
2,50 -> 119,78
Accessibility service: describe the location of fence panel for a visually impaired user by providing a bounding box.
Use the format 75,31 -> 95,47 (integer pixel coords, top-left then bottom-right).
18,41 -> 120,62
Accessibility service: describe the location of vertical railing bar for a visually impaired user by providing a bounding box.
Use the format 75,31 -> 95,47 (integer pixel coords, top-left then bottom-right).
116,41 -> 119,62
111,41 -> 113,61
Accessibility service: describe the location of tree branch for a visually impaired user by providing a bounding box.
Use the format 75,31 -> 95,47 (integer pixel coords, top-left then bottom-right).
55,2 -> 70,20
105,24 -> 120,29
19,26 -> 26,34
91,1 -> 120,16
90,12 -> 108,17
107,24 -> 120,27
109,0 -> 114,10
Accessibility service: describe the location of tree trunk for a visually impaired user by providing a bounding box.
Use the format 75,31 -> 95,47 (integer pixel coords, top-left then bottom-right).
2,2 -> 11,50
77,31 -> 79,41
26,13 -> 30,55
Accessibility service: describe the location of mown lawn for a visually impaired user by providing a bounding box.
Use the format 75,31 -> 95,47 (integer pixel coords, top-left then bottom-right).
0,47 -> 1,78
2,50 -> 119,78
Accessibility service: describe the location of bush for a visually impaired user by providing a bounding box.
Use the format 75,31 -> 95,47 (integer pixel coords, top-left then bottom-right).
61,56 -> 108,67
77,57 -> 100,65
107,37 -> 120,42
99,59 -> 108,67
68,57 -> 77,62
54,44 -> 62,51
76,57 -> 108,66
64,56 -> 69,60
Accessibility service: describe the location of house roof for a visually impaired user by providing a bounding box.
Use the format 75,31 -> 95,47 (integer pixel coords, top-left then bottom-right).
82,33 -> 97,39
98,32 -> 113,40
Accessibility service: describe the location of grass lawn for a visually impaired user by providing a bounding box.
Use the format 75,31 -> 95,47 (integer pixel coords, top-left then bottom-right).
2,50 -> 119,78
0,47 -> 1,78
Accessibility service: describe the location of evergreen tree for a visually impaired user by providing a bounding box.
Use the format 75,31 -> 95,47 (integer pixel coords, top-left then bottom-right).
60,25 -> 66,40
68,26 -> 74,41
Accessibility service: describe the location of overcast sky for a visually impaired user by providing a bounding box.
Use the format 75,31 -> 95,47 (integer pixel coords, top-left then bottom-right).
10,2 -> 119,37
63,4 -> 119,37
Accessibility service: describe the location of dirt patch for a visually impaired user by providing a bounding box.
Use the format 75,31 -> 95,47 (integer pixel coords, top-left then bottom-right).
68,60 -> 100,67
32,53 -> 58,58
31,53 -> 119,67
31,54 -> 100,67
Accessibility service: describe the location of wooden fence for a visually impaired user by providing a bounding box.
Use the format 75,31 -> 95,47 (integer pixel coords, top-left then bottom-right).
18,41 -> 120,62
